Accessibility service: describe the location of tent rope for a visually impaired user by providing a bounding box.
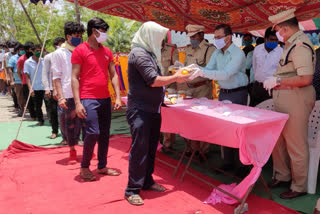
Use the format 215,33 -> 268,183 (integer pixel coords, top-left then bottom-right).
15,0 -> 56,140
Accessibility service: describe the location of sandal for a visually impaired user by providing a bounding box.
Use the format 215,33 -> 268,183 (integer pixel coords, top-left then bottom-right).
49,133 -> 57,139
125,194 -> 144,206
80,168 -> 96,182
149,183 -> 166,192
97,168 -> 120,176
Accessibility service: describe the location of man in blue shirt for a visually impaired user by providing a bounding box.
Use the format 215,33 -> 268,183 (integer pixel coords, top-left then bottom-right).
24,44 -> 47,126
8,42 -> 26,117
189,24 -> 248,174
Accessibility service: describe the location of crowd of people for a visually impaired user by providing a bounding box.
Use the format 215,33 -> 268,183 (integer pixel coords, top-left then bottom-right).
0,8 -> 320,209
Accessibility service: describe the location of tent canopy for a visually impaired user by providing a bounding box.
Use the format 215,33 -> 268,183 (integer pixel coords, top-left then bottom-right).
65,0 -> 320,32
32,0 -> 320,33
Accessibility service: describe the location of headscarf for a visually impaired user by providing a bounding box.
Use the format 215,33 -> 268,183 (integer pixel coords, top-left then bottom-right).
132,21 -> 169,72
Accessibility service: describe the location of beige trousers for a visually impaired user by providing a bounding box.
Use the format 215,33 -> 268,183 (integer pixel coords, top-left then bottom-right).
272,85 -> 315,192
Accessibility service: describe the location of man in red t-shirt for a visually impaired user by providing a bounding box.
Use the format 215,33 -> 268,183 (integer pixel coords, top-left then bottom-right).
71,17 -> 122,181
17,41 -> 36,119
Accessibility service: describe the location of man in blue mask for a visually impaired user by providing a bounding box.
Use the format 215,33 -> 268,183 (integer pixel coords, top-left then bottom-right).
52,21 -> 85,163
250,27 -> 283,106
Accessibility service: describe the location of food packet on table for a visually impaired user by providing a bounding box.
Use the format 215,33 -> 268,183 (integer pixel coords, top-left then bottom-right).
164,94 -> 183,105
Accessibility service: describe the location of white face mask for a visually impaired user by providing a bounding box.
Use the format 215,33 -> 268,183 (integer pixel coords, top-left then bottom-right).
95,29 -> 108,43
9,48 -> 14,52
215,37 -> 226,49
276,31 -> 284,43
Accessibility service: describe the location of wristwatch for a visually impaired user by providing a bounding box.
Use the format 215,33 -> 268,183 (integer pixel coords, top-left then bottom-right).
276,77 -> 281,85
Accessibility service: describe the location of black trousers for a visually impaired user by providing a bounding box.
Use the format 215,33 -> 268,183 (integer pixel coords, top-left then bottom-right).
219,88 -> 248,166
45,93 -> 58,134
32,90 -> 47,123
22,84 -> 36,118
12,87 -> 18,109
125,108 -> 161,196
249,81 -> 272,107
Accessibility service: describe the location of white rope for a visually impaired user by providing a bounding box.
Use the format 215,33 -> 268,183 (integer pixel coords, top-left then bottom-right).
15,0 -> 56,140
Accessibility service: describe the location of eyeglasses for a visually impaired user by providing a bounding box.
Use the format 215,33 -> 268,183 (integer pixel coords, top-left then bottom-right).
214,34 -> 230,40
214,35 -> 226,40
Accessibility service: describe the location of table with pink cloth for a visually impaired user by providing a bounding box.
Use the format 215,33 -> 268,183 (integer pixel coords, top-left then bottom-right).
160,99 -> 289,205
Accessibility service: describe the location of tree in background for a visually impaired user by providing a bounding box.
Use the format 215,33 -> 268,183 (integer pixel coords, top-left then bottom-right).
0,0 -> 141,53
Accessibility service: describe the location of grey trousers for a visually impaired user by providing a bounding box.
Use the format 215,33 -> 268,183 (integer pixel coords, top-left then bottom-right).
219,88 -> 248,166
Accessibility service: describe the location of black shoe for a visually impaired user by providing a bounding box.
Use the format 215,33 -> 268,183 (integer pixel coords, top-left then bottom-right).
37,121 -> 44,126
280,190 -> 307,199
268,179 -> 291,188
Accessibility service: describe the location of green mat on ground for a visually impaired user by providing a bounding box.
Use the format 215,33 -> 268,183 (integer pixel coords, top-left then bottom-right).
0,110 -> 318,213
0,110 -> 130,150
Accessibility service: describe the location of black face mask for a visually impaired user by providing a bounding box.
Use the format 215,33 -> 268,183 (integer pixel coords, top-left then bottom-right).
26,52 -> 33,58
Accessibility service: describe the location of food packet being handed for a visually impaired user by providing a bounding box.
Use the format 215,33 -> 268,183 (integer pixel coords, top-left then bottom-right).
168,60 -> 184,74
177,64 -> 201,76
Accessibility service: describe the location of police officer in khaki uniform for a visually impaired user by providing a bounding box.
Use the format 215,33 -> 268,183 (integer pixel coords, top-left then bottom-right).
264,9 -> 316,199
181,25 -> 215,155
179,25 -> 215,99
161,41 -> 179,149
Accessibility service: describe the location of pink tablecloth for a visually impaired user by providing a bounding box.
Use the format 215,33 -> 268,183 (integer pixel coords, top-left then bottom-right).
160,99 -> 288,204
121,97 -> 288,204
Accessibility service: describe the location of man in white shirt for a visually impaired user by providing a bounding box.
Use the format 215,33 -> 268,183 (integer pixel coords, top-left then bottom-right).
24,44 -> 47,126
42,37 -> 65,139
52,21 -> 84,164
250,27 -> 283,106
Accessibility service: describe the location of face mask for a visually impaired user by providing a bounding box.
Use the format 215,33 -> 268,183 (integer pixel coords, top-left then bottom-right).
34,51 -> 41,58
215,38 -> 226,49
9,48 -> 14,52
26,51 -> 33,58
1,49 -> 4,53
70,37 -> 81,47
265,42 -> 278,50
190,39 -> 201,49
276,31 -> 284,43
95,29 -> 108,43
243,41 -> 252,47
19,50 -> 26,56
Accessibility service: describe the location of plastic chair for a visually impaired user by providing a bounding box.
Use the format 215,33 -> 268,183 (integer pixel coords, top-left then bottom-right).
307,101 -> 320,194
255,99 -> 274,111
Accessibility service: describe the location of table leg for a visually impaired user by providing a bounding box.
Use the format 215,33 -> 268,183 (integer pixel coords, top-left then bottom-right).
155,157 -> 176,169
259,175 -> 273,200
234,184 -> 253,214
180,150 -> 196,182
172,144 -> 188,178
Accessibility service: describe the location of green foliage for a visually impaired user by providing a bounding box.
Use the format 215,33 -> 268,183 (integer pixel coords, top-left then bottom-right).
0,0 -> 141,53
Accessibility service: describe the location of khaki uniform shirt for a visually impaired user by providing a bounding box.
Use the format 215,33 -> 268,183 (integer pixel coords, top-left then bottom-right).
181,40 -> 215,98
274,30 -> 315,78
161,43 -> 179,94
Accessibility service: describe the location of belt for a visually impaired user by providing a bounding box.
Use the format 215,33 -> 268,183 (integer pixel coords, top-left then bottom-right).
220,86 -> 248,94
274,85 -> 295,90
187,80 -> 208,88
